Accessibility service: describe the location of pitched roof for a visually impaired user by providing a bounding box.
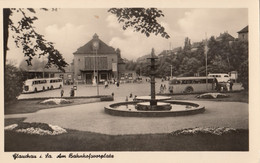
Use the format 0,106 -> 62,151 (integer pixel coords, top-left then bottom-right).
237,25 -> 248,33
73,34 -> 116,54
216,32 -> 235,41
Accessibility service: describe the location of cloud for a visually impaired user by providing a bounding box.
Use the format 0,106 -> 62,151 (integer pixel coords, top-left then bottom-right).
44,23 -> 91,63
108,29 -> 172,60
177,9 -> 248,43
106,15 -> 121,29
106,15 -> 179,60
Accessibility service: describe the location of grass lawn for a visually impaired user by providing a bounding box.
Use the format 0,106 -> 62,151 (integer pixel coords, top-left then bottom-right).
172,91 -> 248,103
4,97 -> 101,115
5,129 -> 248,151
5,118 -> 248,151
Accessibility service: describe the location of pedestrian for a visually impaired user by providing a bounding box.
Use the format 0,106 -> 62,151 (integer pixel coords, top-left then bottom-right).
229,80 -> 233,91
129,93 -> 133,98
226,81 -> 230,91
70,88 -> 75,97
160,84 -> 164,93
60,89 -> 64,98
215,78 -> 220,91
104,80 -> 108,88
133,95 -> 137,101
125,96 -> 128,102
116,81 -> 120,87
163,84 -> 166,92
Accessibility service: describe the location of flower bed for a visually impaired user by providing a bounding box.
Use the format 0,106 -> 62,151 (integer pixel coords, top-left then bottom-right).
5,122 -> 67,135
196,93 -> 229,99
40,98 -> 73,105
170,127 -> 237,136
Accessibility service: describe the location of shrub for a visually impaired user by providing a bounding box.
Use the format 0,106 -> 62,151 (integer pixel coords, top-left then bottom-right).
100,95 -> 114,101
4,64 -> 25,104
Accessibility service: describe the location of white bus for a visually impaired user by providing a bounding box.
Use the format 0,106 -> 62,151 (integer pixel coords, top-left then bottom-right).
23,78 -> 63,93
168,76 -> 216,94
208,73 -> 230,83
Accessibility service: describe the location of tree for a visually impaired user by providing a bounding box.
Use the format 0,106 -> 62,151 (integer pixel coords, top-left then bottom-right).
183,37 -> 191,51
239,60 -> 248,90
108,8 -> 170,39
4,8 -> 68,71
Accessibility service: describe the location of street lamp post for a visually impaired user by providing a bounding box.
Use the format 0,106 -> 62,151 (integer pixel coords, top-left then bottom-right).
93,40 -> 99,96
96,48 -> 99,96
205,34 -> 208,90
170,65 -> 173,79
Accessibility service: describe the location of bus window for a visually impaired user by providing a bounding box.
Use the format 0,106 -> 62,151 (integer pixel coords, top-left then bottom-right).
186,80 -> 192,84
208,79 -> 214,83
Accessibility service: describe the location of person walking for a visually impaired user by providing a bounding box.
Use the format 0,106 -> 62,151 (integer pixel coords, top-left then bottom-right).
60,89 -> 64,98
104,80 -> 108,88
70,88 -> 75,97
226,81 -> 230,91
229,80 -> 233,91
163,84 -> 166,93
160,84 -> 164,93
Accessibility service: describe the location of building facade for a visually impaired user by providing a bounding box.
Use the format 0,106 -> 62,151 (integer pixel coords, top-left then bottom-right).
237,25 -> 248,41
73,34 -> 125,84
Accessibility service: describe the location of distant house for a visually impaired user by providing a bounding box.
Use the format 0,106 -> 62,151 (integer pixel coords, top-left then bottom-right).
216,32 -> 235,42
120,70 -> 137,83
158,47 -> 182,58
73,34 -> 125,84
19,59 -> 73,83
237,25 -> 248,41
136,54 -> 152,63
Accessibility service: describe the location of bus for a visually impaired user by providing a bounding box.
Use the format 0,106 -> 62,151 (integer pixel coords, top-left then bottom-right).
208,73 -> 230,83
23,78 -> 63,93
168,76 -> 216,94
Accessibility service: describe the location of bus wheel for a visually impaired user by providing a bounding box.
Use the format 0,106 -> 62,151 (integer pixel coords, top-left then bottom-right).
34,88 -> 37,93
185,87 -> 194,94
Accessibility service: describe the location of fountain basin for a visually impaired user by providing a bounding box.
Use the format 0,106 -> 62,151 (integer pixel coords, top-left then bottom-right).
135,96 -> 171,101
136,102 -> 172,111
104,100 -> 205,117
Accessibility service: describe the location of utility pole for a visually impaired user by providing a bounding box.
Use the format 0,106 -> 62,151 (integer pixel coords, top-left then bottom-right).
205,33 -> 208,90
96,48 -> 99,96
170,65 -> 173,79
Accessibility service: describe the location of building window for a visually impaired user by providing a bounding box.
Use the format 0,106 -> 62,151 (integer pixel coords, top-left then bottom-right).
101,74 -> 107,80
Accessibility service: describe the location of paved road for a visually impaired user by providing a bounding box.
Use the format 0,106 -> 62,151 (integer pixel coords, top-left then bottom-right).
18,79 -> 243,101
6,99 -> 248,135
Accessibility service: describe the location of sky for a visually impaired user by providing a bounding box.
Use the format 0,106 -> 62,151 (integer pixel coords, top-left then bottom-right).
6,8 -> 248,66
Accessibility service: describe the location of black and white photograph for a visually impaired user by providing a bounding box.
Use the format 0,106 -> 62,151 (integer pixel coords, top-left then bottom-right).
1,0 -> 259,162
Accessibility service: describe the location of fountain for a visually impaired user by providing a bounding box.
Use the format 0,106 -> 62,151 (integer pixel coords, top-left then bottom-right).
135,48 -> 172,111
104,48 -> 205,117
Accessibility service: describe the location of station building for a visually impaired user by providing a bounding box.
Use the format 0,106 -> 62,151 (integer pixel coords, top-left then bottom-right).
73,34 -> 125,84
